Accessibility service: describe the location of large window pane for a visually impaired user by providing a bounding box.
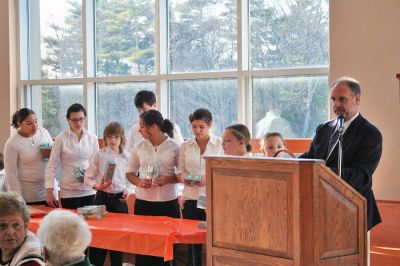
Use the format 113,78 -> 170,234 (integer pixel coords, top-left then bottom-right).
252,76 -> 328,138
250,0 -> 329,69
169,0 -> 237,73
96,0 -> 155,76
96,82 -> 155,136
37,0 -> 83,79
31,85 -> 83,137
169,79 -> 237,138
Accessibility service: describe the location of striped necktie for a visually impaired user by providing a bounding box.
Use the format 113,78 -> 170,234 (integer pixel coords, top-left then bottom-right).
326,125 -> 340,160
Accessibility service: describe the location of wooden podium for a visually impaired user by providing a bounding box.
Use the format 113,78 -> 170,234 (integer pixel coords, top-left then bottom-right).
205,156 -> 366,266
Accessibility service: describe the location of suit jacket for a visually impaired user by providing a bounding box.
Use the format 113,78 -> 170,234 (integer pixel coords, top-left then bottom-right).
300,114 -> 382,230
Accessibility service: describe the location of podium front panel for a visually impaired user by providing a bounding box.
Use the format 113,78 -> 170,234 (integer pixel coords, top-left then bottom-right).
205,156 -> 366,266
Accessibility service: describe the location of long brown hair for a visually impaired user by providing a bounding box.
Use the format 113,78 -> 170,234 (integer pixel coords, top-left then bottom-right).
103,122 -> 126,153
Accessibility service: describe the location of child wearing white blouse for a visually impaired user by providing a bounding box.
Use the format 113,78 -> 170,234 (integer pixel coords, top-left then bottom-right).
4,108 -> 54,204
45,103 -> 98,209
85,122 -> 129,266
126,109 -> 180,266
177,108 -> 222,266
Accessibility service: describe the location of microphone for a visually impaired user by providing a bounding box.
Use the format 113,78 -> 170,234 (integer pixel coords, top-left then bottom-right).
337,115 -> 345,133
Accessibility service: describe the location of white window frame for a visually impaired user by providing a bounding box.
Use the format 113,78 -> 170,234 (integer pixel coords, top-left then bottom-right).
17,0 -> 329,136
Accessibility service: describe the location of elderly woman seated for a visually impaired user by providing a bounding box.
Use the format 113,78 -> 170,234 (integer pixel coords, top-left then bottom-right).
0,192 -> 44,266
37,210 -> 92,266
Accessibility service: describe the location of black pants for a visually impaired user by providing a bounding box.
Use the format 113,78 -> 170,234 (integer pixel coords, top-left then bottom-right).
134,198 -> 180,266
182,200 -> 206,266
60,194 -> 95,209
27,200 -> 46,206
89,190 -> 128,266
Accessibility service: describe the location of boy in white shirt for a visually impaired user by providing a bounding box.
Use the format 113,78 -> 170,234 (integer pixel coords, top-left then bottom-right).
126,90 -> 184,154
85,122 -> 130,266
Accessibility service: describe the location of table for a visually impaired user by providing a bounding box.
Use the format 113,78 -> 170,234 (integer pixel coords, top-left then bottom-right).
28,206 -> 206,261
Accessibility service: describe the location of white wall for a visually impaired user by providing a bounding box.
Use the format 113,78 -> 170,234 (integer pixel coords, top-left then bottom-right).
330,0 -> 400,200
0,0 -> 17,154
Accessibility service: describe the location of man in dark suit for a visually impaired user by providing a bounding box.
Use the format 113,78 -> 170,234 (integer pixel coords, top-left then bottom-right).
300,76 -> 382,231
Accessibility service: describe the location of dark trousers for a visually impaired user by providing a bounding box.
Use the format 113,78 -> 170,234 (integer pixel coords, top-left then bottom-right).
182,200 -> 206,266
60,194 -> 95,209
89,190 -> 128,266
134,198 -> 180,266
27,200 -> 46,206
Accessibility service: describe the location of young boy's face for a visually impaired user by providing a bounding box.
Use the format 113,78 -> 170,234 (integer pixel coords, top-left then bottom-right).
263,136 -> 285,157
106,135 -> 122,151
137,102 -> 156,114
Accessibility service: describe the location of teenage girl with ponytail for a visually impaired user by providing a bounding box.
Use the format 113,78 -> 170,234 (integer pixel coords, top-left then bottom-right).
126,109 -> 180,266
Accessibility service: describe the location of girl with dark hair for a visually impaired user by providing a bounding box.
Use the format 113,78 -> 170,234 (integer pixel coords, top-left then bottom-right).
177,108 -> 222,266
44,103 -> 99,209
4,108 -> 53,204
126,109 -> 180,266
222,124 -> 252,156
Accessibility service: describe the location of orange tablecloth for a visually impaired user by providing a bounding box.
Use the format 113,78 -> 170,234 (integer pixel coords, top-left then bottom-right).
28,206 -> 206,261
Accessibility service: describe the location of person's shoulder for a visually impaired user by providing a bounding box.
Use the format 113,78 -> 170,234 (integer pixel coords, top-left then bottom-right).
210,134 -> 222,145
181,138 -> 195,147
166,137 -> 180,149
38,127 -> 51,135
54,129 -> 69,140
4,132 -> 19,146
314,119 -> 335,133
133,139 -> 148,150
358,115 -> 382,140
84,130 -> 98,140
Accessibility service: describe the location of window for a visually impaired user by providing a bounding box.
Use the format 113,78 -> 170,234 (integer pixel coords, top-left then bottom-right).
96,82 -> 155,136
169,0 -> 237,73
30,84 -> 83,137
250,0 -> 329,69
252,76 -> 328,138
169,79 -> 237,137
96,0 -> 155,76
19,0 -> 329,140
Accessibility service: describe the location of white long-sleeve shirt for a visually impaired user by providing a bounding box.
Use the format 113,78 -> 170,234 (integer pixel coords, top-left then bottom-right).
4,127 -> 53,202
177,134 -> 223,200
126,122 -> 184,155
84,147 -> 130,193
127,137 -> 179,201
45,127 -> 98,198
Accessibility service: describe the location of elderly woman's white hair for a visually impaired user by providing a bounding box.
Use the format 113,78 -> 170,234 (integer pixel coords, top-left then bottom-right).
37,210 -> 92,266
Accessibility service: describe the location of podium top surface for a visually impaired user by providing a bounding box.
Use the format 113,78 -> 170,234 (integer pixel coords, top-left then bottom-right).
204,154 -> 325,164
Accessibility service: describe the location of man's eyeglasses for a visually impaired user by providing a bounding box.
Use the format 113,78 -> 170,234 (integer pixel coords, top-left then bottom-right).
69,117 -> 86,123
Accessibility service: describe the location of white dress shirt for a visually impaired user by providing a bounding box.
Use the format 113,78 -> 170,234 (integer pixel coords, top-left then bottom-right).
84,147 -> 130,193
127,137 -> 180,201
126,122 -> 184,154
178,134 -> 223,200
4,127 -> 53,202
45,128 -> 99,198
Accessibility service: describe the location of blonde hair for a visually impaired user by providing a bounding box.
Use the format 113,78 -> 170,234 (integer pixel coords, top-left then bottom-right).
259,132 -> 286,151
225,124 -> 252,152
103,122 -> 126,153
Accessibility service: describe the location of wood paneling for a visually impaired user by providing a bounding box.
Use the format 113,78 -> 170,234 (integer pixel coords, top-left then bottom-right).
206,156 -> 367,266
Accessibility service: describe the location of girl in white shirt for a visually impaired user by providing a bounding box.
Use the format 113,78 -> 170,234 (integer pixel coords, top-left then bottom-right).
222,124 -> 252,156
177,108 -> 222,266
84,121 -> 129,266
4,108 -> 53,204
45,103 -> 98,209
126,109 -> 180,266
0,153 -> 6,192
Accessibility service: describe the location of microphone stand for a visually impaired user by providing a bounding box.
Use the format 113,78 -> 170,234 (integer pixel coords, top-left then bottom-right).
338,127 -> 344,178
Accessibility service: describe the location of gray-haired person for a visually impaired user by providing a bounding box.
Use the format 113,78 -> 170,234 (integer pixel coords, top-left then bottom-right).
37,210 -> 92,266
